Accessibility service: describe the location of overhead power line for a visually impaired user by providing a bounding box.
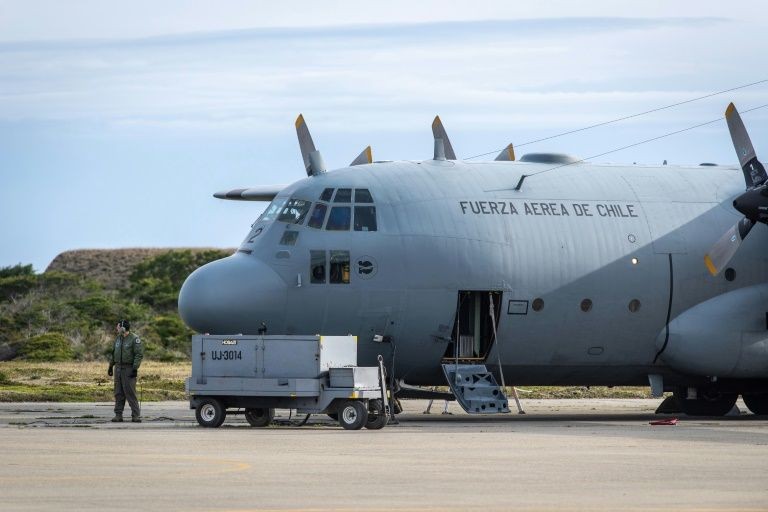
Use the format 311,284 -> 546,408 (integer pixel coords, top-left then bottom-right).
523,103 -> 768,180
465,79 -> 768,160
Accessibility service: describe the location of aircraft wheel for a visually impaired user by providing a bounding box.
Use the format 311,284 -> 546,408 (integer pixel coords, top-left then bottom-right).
365,399 -> 388,430
338,400 -> 368,430
673,387 -> 737,417
196,398 -> 226,428
742,393 -> 768,415
244,407 -> 274,427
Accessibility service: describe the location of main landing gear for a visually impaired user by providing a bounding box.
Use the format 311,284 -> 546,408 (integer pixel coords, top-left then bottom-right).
672,387 -> 737,417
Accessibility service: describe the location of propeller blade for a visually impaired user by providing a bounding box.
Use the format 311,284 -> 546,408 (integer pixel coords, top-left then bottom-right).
431,116 -> 457,160
704,218 -> 753,276
295,114 -> 326,176
350,146 -> 373,166
494,143 -> 516,162
725,103 -> 767,188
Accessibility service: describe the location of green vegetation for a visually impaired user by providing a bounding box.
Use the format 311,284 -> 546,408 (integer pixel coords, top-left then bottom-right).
0,249 -> 229,364
18,333 -> 74,361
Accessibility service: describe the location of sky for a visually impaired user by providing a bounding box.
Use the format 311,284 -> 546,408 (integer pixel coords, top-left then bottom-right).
0,1 -> 767,271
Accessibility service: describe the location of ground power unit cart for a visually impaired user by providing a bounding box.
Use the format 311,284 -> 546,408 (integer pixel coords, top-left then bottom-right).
186,334 -> 389,430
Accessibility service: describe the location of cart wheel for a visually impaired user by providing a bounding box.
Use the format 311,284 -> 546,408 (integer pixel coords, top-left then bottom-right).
196,398 -> 226,428
338,400 -> 368,430
365,399 -> 388,430
244,408 -> 274,427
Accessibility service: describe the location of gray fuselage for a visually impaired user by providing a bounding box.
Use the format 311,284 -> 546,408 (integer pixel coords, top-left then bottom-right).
179,159 -> 767,387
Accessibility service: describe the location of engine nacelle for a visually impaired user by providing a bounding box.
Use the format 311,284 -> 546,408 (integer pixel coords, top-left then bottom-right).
657,283 -> 768,378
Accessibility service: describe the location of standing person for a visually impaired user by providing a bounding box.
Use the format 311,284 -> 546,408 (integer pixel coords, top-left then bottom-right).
107,319 -> 144,423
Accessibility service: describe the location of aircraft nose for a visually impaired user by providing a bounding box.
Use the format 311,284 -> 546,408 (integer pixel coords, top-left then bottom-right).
178,254 -> 287,334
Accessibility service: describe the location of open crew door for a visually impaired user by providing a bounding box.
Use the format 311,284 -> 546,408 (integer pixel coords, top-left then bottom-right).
443,290 -> 502,361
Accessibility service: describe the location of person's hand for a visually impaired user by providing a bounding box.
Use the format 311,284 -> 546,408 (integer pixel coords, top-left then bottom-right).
108,365 -> 113,377
129,368 -> 137,378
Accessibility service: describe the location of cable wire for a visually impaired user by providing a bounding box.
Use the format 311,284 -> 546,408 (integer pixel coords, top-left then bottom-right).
465,79 -> 768,160
520,103 -> 768,181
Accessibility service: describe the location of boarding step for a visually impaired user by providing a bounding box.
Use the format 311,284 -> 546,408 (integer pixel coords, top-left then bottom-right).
441,364 -> 510,414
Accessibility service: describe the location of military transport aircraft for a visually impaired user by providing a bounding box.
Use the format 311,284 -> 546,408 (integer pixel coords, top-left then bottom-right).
178,104 -> 768,417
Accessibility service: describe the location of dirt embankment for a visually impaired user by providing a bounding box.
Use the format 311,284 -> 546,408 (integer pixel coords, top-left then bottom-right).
46,248 -> 234,289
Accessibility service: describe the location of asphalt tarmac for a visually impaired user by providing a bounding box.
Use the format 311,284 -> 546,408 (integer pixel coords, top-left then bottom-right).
1,399 -> 767,511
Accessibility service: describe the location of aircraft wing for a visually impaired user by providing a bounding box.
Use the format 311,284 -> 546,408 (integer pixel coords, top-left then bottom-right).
213,185 -> 287,202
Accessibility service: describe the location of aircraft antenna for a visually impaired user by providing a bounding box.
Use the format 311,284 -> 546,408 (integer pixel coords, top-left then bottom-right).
465,78 -> 768,160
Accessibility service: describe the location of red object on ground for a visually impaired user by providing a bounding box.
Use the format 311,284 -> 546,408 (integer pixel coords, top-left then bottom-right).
650,418 -> 679,426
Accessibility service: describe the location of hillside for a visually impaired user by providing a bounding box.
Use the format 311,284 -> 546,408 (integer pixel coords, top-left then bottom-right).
0,248 -> 232,363
46,248 -> 234,290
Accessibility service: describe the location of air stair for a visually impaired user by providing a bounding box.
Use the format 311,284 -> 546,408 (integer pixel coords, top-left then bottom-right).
441,364 -> 510,414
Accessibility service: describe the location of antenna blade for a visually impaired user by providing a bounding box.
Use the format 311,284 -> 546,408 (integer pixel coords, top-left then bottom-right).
350,146 -> 373,166
494,143 -> 516,161
431,116 -> 457,160
725,103 -> 766,188
295,114 -> 326,176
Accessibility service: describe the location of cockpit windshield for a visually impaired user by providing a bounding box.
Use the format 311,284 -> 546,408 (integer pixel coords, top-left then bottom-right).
256,197 -> 288,224
277,198 -> 312,225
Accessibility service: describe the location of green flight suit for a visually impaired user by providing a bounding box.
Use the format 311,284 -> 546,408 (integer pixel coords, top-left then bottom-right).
109,332 -> 144,419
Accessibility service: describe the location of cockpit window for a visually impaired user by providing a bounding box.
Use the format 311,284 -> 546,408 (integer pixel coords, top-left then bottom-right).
333,188 -> 352,203
354,206 -> 377,231
277,199 -> 311,224
326,207 -> 351,231
329,251 -> 350,284
354,189 -> 373,203
320,188 -> 334,201
307,203 -> 328,229
279,230 -> 299,246
256,198 -> 287,223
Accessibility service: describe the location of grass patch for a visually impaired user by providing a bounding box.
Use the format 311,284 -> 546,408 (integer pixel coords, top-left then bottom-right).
0,361 -> 653,402
0,361 -> 190,402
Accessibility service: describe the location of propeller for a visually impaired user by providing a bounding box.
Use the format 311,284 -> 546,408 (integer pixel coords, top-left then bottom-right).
295,114 -> 326,176
350,146 -> 373,166
704,103 -> 768,275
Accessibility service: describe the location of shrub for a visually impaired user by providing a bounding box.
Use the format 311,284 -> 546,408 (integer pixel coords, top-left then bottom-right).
128,250 -> 229,310
0,264 -> 34,278
17,332 -> 75,361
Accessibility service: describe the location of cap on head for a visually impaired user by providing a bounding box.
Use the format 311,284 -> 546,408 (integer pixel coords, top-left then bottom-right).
118,319 -> 131,331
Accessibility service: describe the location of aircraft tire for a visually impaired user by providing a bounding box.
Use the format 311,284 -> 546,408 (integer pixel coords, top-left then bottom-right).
196,398 -> 226,428
338,400 -> 368,430
742,393 -> 768,415
364,399 -> 388,430
673,387 -> 737,417
244,407 -> 274,427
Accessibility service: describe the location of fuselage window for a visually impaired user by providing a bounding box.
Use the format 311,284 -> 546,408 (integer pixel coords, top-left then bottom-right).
326,206 -> 351,231
333,188 -> 352,203
256,198 -> 288,223
329,250 -> 350,284
320,188 -> 334,201
277,198 -> 312,225
310,250 -> 326,284
279,230 -> 299,246
307,203 -> 328,229
354,189 -> 373,203
354,206 -> 377,231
